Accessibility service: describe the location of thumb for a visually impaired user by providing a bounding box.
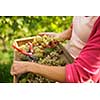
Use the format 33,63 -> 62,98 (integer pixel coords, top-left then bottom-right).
10,70 -> 16,76
10,65 -> 16,76
38,32 -> 46,36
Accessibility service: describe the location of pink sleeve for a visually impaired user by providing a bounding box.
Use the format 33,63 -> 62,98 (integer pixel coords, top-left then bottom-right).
65,27 -> 100,83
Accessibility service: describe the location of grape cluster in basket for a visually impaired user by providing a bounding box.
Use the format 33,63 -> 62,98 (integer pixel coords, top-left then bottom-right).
15,35 -> 67,83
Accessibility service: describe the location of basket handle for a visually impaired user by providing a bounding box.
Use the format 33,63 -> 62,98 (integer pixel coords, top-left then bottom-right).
13,75 -> 18,83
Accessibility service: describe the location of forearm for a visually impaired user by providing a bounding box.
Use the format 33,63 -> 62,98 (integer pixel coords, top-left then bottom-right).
29,62 -> 66,82
59,27 -> 72,40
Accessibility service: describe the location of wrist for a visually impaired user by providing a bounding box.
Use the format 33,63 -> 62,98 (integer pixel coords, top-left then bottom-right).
61,28 -> 72,40
25,62 -> 33,72
58,32 -> 66,40
28,62 -> 40,74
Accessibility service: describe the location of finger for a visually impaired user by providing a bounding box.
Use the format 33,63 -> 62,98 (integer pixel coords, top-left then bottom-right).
38,32 -> 51,37
38,32 -> 46,36
38,34 -> 44,36
10,69 -> 16,75
10,66 -> 16,75
10,62 -> 17,75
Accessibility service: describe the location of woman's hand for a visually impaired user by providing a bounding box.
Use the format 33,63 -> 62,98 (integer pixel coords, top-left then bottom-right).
10,61 -> 66,82
39,29 -> 72,41
10,61 -> 31,75
39,32 -> 60,38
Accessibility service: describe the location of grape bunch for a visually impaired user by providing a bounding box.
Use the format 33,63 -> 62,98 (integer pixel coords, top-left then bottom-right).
16,35 -> 67,83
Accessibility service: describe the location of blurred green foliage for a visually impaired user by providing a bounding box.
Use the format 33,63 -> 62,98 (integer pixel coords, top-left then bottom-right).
0,16 -> 73,82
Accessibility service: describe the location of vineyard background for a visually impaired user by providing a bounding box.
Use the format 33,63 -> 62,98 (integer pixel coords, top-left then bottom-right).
0,16 -> 72,82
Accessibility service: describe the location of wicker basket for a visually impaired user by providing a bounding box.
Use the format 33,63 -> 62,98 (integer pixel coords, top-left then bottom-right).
12,37 -> 72,83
